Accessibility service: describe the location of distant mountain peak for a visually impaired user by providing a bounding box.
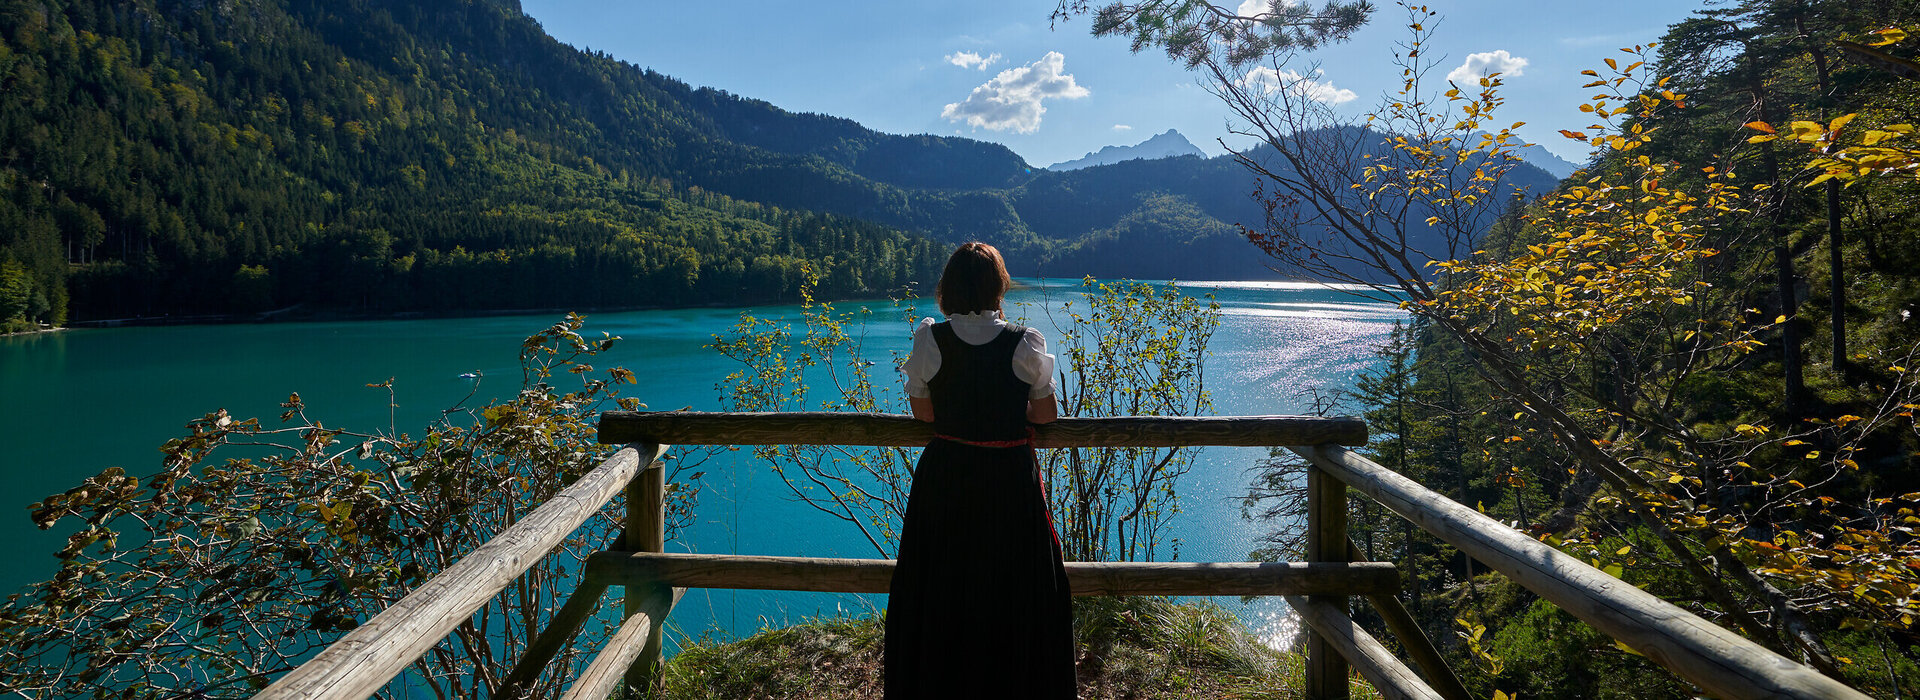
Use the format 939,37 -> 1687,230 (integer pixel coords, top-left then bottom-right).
1469,132 -> 1580,180
1047,129 -> 1205,171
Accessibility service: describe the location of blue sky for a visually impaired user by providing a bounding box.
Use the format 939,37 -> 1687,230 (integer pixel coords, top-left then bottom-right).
518,1 -> 1707,168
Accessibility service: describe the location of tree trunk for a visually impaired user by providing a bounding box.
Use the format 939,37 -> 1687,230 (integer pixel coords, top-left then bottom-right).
1826,178 -> 1846,376
1802,15 -> 1849,379
1751,55 -> 1805,417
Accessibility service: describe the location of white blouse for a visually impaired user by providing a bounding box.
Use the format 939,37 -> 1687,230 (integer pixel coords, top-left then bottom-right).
902,311 -> 1056,400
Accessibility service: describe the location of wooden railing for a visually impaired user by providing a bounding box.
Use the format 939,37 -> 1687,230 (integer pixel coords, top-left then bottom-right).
257,412 -> 1868,700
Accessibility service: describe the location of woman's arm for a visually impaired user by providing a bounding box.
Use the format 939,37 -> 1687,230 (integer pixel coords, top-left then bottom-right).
1015,327 -> 1058,424
903,318 -> 939,422
1026,395 -> 1058,424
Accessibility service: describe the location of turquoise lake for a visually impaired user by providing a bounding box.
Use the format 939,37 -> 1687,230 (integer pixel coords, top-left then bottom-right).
0,278 -> 1404,654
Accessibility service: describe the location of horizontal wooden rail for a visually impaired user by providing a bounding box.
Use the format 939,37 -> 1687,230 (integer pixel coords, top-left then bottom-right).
1287,595 -> 1442,700
585,552 -> 1399,596
258,445 -> 665,700
598,411 -> 1367,447
1291,444 -> 1868,700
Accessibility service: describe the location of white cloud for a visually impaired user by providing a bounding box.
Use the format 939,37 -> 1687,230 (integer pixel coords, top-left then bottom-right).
941,52 -> 1090,133
1447,50 -> 1529,84
1239,66 -> 1357,105
1112,124 -> 1133,132
1235,0 -> 1297,19
944,51 -> 1003,70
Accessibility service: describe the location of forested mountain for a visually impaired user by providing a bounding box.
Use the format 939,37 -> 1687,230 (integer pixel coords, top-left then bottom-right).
0,0 -> 1552,327
1020,127 -> 1563,280
0,0 -> 981,325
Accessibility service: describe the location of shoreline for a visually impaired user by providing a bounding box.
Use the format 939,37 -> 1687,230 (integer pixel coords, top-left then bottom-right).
0,325 -> 65,338
56,299 -> 818,330
40,275 -> 1311,332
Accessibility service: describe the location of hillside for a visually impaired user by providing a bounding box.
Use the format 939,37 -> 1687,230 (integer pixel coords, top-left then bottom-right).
1019,127 -> 1563,281
0,0 -> 1555,327
659,599 -> 1334,699
0,0 -> 985,322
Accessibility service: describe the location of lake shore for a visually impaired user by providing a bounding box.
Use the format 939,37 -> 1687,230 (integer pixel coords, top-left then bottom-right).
59,299 -> 800,330
0,324 -> 64,337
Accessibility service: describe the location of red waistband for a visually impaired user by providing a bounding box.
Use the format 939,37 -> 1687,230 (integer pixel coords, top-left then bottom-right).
933,433 -> 1031,448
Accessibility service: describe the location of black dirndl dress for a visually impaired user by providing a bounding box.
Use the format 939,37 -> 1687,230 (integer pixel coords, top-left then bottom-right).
884,322 -> 1076,699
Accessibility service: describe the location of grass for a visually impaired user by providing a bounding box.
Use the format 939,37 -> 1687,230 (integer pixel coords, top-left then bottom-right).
657,597 -> 1385,699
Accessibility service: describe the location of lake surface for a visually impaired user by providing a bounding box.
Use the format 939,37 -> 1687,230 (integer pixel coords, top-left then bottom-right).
0,278 -> 1404,655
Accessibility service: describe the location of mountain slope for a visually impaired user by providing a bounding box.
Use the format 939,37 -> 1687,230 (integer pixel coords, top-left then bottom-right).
0,0 -> 1557,325
1014,127 -> 1563,281
0,0 -> 981,320
1505,139 -> 1581,180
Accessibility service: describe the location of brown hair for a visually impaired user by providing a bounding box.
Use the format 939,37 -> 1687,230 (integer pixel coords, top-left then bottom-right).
935,242 -> 1012,315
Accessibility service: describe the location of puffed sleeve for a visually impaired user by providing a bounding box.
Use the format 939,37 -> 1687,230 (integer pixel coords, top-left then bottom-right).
901,317 -> 941,398
1012,327 -> 1057,400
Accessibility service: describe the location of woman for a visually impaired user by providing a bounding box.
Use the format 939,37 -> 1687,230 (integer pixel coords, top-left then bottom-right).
885,242 -> 1076,698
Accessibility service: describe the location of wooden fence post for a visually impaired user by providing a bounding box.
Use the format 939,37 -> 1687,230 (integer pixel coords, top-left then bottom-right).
624,443 -> 668,696
1306,462 -> 1350,699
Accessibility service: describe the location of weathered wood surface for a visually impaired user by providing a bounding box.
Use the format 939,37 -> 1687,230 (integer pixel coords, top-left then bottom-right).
1286,595 -> 1445,700
1065,559 -> 1395,596
1293,445 -> 1871,700
561,584 -> 680,700
586,552 -> 1399,596
257,446 -> 649,700
1305,465 -> 1351,700
494,579 -> 611,700
1350,541 -> 1472,700
598,411 -> 1367,447
622,443 -> 668,692
624,443 -> 668,555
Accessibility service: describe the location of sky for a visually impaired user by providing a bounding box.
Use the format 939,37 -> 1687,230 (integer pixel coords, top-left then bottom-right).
517,1 -> 1710,168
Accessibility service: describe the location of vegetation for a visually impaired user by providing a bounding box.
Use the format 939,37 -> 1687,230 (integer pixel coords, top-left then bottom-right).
1050,0 -> 1373,68
0,315 -> 699,698
0,0 -> 966,323
1042,279 -> 1220,562
710,276 -> 1221,563
660,597 -> 1376,700
709,274 -> 923,555
1078,0 -> 1920,696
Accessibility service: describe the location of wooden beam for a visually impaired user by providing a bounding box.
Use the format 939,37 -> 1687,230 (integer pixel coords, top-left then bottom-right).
1305,464 -> 1350,700
585,552 -> 1399,596
258,446 -> 652,700
1287,595 -> 1445,700
562,584 -> 681,700
1293,445 -> 1871,700
597,411 -> 1368,447
622,443 -> 668,693
495,579 -> 611,700
1348,543 -> 1472,700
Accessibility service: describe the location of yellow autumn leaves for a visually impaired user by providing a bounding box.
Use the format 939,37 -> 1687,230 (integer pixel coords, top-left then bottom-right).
1747,28 -> 1920,185
1427,44 -> 1749,356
